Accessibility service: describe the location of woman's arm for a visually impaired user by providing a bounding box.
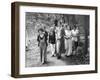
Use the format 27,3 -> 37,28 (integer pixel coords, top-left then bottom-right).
37,35 -> 40,46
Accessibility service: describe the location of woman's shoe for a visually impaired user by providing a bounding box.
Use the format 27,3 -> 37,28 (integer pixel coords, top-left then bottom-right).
57,55 -> 61,59
65,55 -> 70,57
51,54 -> 55,57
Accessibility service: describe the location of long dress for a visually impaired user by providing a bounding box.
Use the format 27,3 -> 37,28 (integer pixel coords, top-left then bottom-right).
64,30 -> 72,56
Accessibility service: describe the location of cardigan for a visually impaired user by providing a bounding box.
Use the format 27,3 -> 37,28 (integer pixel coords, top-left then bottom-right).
49,31 -> 56,44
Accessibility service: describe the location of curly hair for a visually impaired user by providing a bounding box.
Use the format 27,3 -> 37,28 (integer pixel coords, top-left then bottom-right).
38,28 -> 44,32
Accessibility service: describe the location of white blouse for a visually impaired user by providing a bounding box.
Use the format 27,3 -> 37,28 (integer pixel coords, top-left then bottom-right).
64,30 -> 72,39
72,29 -> 79,41
55,27 -> 62,40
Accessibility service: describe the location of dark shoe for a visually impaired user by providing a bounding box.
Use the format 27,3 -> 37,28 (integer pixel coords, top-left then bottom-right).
57,56 -> 61,59
65,55 -> 70,57
44,61 -> 47,63
51,54 -> 55,57
41,62 -> 45,65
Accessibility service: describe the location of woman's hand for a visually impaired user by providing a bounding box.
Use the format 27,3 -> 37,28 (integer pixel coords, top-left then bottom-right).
64,35 -> 68,38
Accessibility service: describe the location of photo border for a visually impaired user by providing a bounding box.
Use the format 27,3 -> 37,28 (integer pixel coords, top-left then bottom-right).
11,2 -> 98,78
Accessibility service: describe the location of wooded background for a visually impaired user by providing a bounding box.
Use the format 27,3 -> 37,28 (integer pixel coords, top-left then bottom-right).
25,12 -> 90,67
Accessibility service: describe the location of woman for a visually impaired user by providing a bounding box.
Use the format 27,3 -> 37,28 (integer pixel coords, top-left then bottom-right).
48,27 -> 56,57
64,25 -> 72,56
72,25 -> 79,55
55,22 -> 62,59
37,28 -> 47,64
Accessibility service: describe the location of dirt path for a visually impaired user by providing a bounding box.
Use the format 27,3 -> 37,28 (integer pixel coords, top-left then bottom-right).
25,40 -> 89,67
26,49 -> 89,67
26,50 -> 69,67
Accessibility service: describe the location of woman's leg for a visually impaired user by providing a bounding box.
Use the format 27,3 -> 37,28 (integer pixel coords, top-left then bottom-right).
52,44 -> 55,55
50,44 -> 55,56
67,39 -> 72,56
56,40 -> 60,54
56,40 -> 61,58
72,41 -> 75,55
50,43 -> 53,55
65,39 -> 68,55
41,44 -> 47,63
40,44 -> 45,64
42,48 -> 44,63
40,47 -> 42,62
44,45 -> 47,62
74,41 -> 78,55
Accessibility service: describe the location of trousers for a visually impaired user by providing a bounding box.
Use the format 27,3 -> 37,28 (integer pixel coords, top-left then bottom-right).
39,42 -> 47,63
50,43 -> 55,55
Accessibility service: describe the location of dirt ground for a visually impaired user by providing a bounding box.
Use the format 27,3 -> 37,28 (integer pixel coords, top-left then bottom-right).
25,39 -> 89,67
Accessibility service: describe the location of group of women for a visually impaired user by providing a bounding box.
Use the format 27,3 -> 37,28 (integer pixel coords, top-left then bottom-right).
37,22 -> 79,64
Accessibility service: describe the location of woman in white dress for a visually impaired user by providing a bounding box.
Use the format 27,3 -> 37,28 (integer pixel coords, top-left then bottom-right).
64,25 -> 72,56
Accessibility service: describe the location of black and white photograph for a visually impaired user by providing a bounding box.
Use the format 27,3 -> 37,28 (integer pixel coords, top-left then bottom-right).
25,12 -> 90,67
11,2 -> 97,78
